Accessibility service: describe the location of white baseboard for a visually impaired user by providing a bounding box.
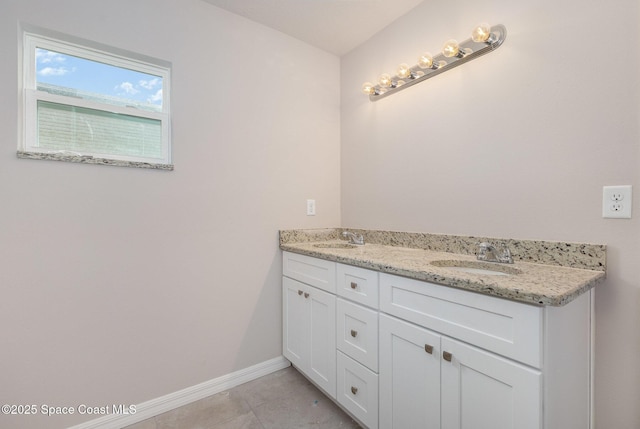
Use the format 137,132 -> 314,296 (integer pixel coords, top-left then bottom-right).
67,356 -> 291,429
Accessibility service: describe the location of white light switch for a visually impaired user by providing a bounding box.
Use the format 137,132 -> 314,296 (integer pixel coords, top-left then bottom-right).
306,199 -> 316,216
602,185 -> 632,218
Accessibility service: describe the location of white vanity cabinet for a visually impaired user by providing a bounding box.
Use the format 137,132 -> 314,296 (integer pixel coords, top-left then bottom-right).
282,252 -> 337,398
379,272 -> 592,429
283,251 -> 593,429
379,312 -> 541,429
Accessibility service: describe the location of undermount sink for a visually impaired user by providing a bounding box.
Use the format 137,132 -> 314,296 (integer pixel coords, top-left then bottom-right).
430,260 -> 522,276
313,242 -> 358,249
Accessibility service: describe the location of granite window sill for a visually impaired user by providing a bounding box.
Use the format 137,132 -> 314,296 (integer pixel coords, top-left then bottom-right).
17,151 -> 174,171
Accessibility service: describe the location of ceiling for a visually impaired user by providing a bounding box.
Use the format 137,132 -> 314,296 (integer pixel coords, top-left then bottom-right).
201,0 -> 425,56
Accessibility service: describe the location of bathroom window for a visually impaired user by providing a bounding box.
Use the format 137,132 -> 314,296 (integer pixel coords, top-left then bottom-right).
20,30 -> 172,169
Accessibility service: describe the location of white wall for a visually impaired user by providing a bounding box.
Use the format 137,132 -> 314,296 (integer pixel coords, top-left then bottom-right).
341,0 -> 639,427
0,1 -> 340,428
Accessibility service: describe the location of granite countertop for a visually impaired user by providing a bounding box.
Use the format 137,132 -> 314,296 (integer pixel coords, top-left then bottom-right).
280,229 -> 607,307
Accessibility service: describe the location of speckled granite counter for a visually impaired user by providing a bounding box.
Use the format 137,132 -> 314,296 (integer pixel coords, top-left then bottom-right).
280,228 -> 606,306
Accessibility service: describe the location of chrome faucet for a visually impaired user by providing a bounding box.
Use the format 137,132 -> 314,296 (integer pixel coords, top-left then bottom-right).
342,230 -> 365,245
476,242 -> 513,264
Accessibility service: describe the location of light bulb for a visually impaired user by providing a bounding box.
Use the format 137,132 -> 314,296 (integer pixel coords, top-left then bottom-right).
397,63 -> 412,79
361,82 -> 376,95
417,53 -> 433,69
472,23 -> 492,43
442,39 -> 460,58
379,73 -> 392,88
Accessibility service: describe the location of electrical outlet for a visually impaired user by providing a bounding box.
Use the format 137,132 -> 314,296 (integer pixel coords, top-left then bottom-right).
602,185 -> 632,218
306,199 -> 316,216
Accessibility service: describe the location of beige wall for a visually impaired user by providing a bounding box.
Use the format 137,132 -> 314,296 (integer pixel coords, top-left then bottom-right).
0,1 -> 340,428
341,0 -> 639,427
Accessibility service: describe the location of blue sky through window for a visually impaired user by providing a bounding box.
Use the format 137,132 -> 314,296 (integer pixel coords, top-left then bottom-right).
36,48 -> 163,109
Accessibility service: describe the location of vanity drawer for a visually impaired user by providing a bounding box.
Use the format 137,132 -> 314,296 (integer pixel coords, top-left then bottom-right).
379,273 -> 543,368
337,298 -> 379,372
337,351 -> 379,429
337,263 -> 379,309
283,251 -> 336,293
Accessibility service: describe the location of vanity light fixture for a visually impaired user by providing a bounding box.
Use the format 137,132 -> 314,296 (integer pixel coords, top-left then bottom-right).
361,23 -> 507,101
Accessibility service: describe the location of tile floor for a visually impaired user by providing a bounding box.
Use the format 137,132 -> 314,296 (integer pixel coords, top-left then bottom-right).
124,366 -> 361,429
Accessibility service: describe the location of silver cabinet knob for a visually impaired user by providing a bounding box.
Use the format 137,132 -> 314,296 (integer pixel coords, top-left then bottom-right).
424,344 -> 434,354
443,351 -> 453,362
298,290 -> 303,296
350,282 -> 358,289
304,292 -> 309,298
350,329 -> 358,338
351,386 -> 358,395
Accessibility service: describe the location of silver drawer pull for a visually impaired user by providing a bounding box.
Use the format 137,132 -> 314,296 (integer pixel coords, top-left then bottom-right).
443,351 -> 453,362
304,292 -> 309,298
298,290 -> 303,296
424,344 -> 434,354
351,386 -> 358,395
350,329 -> 358,338
350,282 -> 358,289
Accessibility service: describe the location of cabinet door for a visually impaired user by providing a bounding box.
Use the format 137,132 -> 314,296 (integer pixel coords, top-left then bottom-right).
441,337 -> 542,429
283,277 -> 309,369
379,314 -> 441,429
308,284 -> 337,398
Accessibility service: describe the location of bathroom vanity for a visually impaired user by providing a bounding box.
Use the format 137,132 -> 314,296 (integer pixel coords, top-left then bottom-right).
280,229 -> 605,429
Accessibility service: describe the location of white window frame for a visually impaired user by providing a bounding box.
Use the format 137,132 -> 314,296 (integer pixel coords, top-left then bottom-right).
20,29 -> 172,169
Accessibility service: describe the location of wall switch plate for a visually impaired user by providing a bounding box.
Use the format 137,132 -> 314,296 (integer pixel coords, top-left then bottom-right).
602,185 -> 632,218
306,199 -> 316,216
